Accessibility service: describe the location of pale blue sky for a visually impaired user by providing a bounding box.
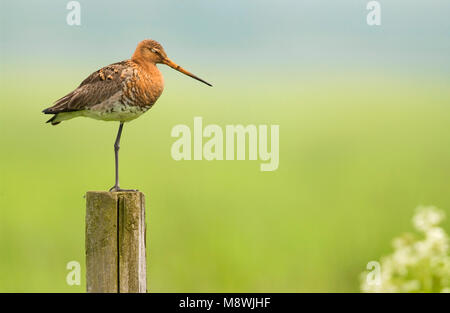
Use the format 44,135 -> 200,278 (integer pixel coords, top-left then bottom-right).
1,1 -> 449,74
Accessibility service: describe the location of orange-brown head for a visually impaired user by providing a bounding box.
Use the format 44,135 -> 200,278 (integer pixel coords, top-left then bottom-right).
132,39 -> 212,87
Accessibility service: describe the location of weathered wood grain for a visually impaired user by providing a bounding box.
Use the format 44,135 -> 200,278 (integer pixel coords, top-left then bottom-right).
85,191 -> 147,293
118,192 -> 147,292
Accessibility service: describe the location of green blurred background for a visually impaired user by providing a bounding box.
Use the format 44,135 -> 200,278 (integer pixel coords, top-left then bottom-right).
0,1 -> 449,292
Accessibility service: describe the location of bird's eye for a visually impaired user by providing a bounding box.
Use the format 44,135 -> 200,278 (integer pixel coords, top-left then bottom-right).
150,48 -> 158,53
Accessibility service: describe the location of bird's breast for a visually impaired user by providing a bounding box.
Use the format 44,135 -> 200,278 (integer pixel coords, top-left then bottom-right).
121,63 -> 164,110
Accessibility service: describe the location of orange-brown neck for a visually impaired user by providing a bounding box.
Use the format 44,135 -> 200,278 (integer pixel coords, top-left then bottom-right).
129,54 -> 164,105
131,54 -> 154,73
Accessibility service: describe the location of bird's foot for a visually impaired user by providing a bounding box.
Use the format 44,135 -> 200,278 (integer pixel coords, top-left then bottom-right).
108,185 -> 139,192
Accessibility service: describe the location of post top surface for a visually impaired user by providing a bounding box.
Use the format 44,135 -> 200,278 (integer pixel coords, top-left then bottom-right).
85,191 -> 144,196
86,190 -> 142,193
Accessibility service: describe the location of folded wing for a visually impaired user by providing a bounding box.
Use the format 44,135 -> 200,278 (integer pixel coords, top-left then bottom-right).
43,61 -> 131,115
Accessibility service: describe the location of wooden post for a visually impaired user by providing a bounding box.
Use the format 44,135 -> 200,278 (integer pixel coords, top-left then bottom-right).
85,191 -> 147,293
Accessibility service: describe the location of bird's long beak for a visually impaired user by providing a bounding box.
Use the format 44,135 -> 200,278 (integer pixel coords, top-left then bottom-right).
163,57 -> 212,87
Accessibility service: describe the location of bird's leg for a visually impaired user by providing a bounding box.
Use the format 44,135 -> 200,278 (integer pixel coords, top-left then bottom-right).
109,122 -> 137,192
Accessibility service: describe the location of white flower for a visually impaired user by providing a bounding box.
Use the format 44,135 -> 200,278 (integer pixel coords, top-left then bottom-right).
361,206 -> 450,293
413,206 -> 445,232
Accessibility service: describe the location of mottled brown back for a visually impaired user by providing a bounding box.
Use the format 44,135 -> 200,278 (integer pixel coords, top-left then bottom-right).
43,61 -> 132,114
